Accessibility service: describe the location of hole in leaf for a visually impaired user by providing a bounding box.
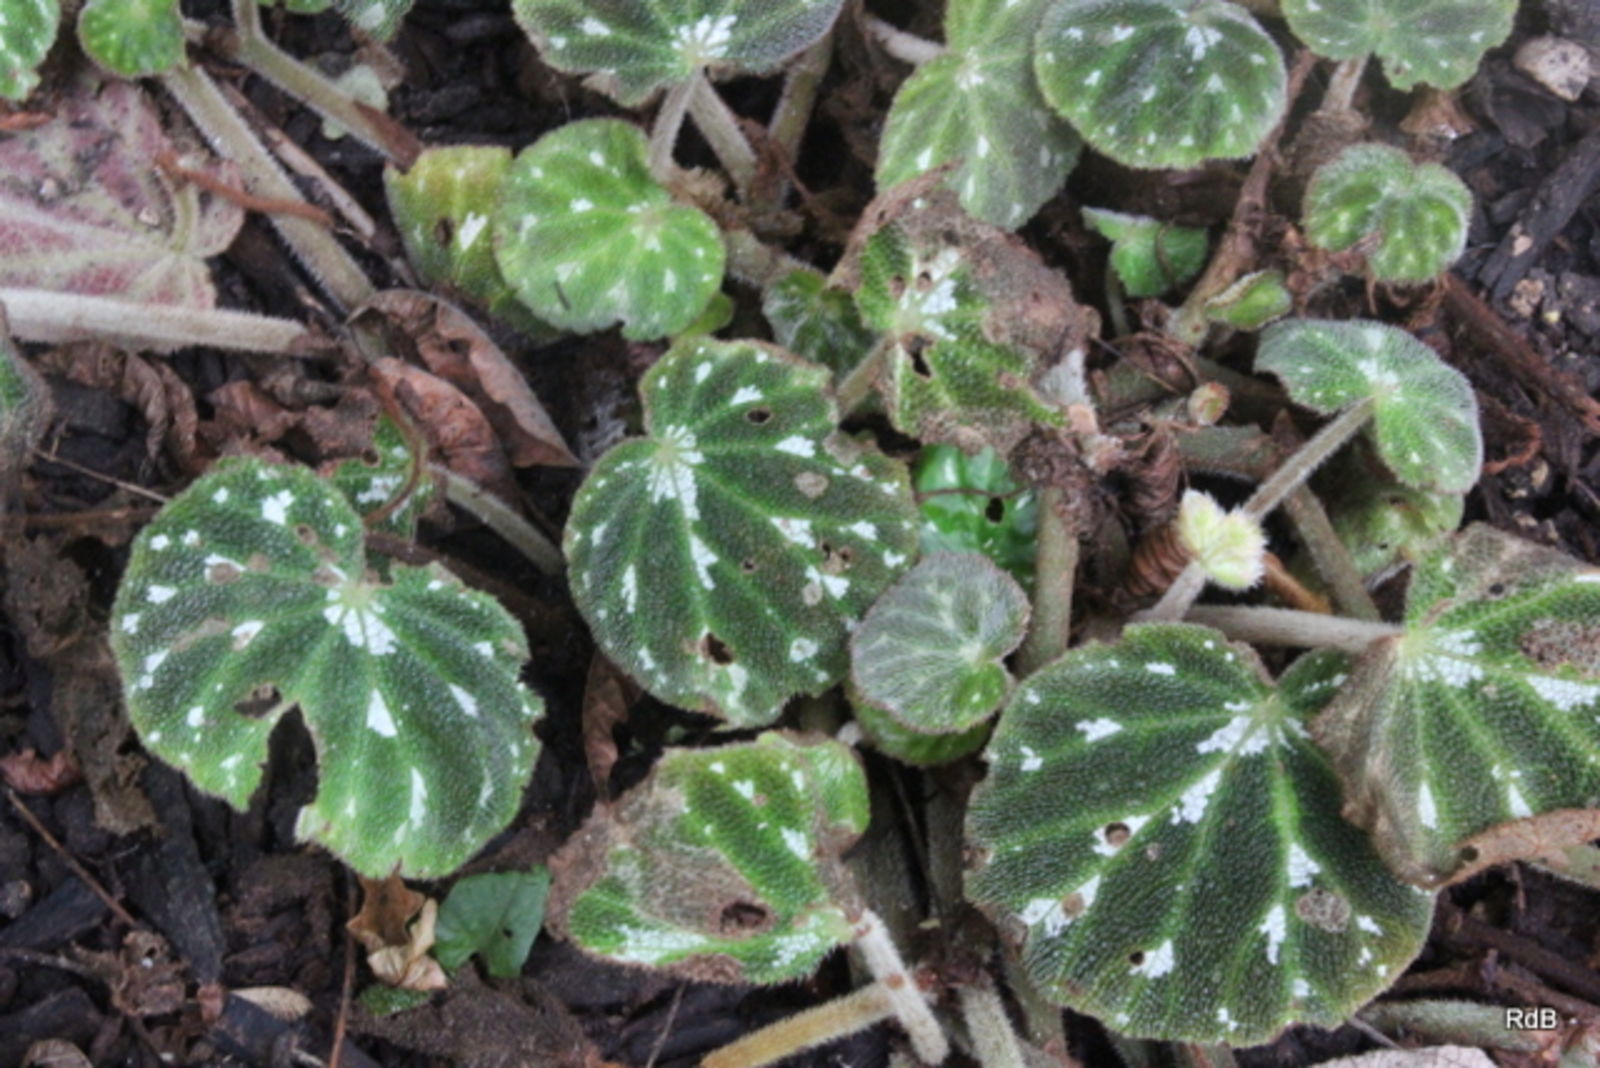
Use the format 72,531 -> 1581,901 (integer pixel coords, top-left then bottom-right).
821,541 -> 855,574
294,524 -> 318,546
702,633 -> 735,665
432,218 -> 453,247
740,558 -> 757,574
745,407 -> 772,425
907,338 -> 932,379
1128,950 -> 1145,967
889,275 -> 907,300
234,684 -> 281,719
1103,822 -> 1132,848
985,497 -> 1006,523
1487,583 -> 1506,597
915,270 -> 933,291
1459,845 -> 1481,864
718,901 -> 771,934
360,448 -> 381,466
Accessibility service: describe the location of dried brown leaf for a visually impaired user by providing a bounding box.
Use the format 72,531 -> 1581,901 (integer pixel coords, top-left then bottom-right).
366,899 -> 449,992
349,873 -> 428,953
362,291 -> 578,469
231,985 -> 312,1021
368,356 -> 515,498
581,652 -> 640,800
1447,809 -> 1600,887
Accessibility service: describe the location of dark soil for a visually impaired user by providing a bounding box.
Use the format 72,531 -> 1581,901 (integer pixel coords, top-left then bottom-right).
5,0 -> 1600,1065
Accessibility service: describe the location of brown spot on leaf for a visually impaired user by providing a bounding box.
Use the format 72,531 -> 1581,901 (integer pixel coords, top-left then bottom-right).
1294,888 -> 1351,932
1520,619 -> 1600,676
794,471 -> 828,498
716,901 -> 771,935
206,561 -> 241,584
234,685 -> 281,719
1061,891 -> 1088,919
701,633 -> 735,665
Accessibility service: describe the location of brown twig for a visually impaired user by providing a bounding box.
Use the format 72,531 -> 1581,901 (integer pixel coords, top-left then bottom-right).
157,150 -> 336,228
1438,897 -> 1600,1007
328,870 -> 357,1068
5,789 -> 141,929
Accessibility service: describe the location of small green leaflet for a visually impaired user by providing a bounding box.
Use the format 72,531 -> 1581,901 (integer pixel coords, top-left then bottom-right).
384,146 -> 554,339
913,444 -> 1038,589
1282,0 -> 1515,90
1314,524 -> 1600,886
565,338 -> 918,728
434,868 -> 551,977
966,625 -> 1433,1043
109,458 -> 544,878
1204,269 -> 1292,331
0,0 -> 58,100
1082,207 -> 1207,298
851,552 -> 1028,736
1257,318 -> 1482,495
493,119 -> 725,341
877,50 -> 1080,230
548,732 -> 869,984
511,0 -> 847,107
1303,143 -> 1472,284
1034,0 -> 1286,170
762,269 -> 876,380
77,0 -> 183,77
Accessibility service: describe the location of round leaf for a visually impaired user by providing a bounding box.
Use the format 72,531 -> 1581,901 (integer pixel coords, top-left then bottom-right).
877,49 -> 1081,229
493,119 -> 725,341
1303,143 -> 1471,284
0,0 -> 58,101
511,0 -> 846,107
1034,0 -> 1286,171
548,732 -> 869,984
1314,524 -> 1600,885
852,552 -> 1028,735
1282,0 -> 1515,90
384,146 -> 555,339
853,699 -> 990,766
1256,318 -> 1482,495
966,625 -> 1433,1043
109,458 -> 544,878
434,868 -> 551,977
565,338 -> 919,728
77,0 -> 183,77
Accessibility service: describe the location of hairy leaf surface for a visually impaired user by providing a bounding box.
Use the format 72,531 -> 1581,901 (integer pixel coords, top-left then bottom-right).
565,338 -> 918,727
967,625 -> 1433,1043
1282,0 -> 1515,90
77,0 -> 183,77
110,458 -> 543,878
0,0 -> 58,100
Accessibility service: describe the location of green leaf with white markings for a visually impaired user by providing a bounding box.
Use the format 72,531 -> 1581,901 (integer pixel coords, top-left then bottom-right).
855,224 -> 1061,454
1082,207 -> 1208,298
966,625 -> 1434,1043
0,0 -> 58,100
434,868 -> 550,977
1314,524 -> 1600,886
1257,318 -> 1481,495
0,329 -> 49,487
493,119 -> 725,341
384,146 -> 555,339
109,458 -> 543,879
851,552 -> 1028,735
761,269 -> 876,380
77,0 -> 183,77
548,732 -> 869,983
1303,143 -> 1472,284
511,0 -> 846,107
1282,0 -> 1515,90
877,41 -> 1081,229
332,0 -> 413,40
1034,0 -> 1286,171
564,338 -> 919,728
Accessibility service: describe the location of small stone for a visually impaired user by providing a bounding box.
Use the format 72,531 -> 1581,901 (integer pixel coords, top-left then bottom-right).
1514,36 -> 1592,102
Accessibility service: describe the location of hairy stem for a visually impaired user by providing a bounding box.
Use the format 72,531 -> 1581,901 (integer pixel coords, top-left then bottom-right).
433,465 -> 565,576
222,0 -> 421,167
701,983 -> 894,1068
1318,55 -> 1368,116
861,14 -> 945,65
1184,605 -> 1400,653
1017,487 -> 1079,675
1141,398 -> 1376,623
647,77 -> 696,183
686,73 -> 758,195
721,228 -> 809,289
756,34 -> 833,214
1281,485 -> 1381,621
160,63 -> 375,311
0,288 -> 314,355
850,908 -> 949,1063
959,984 -> 1028,1068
